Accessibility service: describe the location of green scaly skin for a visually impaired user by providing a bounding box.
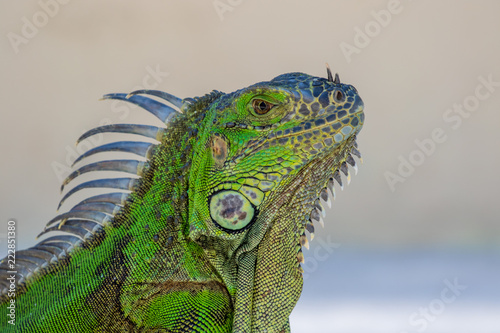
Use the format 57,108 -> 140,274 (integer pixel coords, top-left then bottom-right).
0,71 -> 364,332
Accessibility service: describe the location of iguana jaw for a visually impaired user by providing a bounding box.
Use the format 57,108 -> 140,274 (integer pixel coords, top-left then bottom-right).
234,134 -> 362,330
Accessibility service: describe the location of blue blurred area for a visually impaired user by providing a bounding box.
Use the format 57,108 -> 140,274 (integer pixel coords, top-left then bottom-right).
290,246 -> 500,333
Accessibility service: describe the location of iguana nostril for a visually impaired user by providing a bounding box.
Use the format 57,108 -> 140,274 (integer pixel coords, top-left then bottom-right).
334,90 -> 345,103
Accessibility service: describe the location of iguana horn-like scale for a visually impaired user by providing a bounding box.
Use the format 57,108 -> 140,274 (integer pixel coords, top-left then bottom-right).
39,235 -> 82,251
327,178 -> 336,199
333,169 -> 343,190
325,63 -> 341,84
77,124 -> 165,144
71,192 -> 129,207
37,222 -> 100,241
334,73 -> 341,84
31,244 -> 68,258
69,202 -> 122,215
45,210 -> 112,228
351,147 -> 362,158
326,63 -> 334,82
15,254 -> 47,268
346,154 -> 358,175
58,178 -> 139,209
102,93 -> 179,123
62,160 -> 146,191
126,89 -> 184,109
71,141 -> 156,166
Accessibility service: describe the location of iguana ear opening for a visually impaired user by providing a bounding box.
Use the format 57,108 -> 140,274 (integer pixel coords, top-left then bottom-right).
210,134 -> 228,168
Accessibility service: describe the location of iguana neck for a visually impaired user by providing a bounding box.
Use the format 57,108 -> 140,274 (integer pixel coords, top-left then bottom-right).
114,92 -> 221,237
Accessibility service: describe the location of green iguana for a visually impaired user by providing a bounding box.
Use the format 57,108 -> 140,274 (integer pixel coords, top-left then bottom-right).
0,67 -> 364,332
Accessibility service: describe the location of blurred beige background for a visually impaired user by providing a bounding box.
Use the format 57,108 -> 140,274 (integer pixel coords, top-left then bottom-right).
1,0 -> 498,250
1,1 -> 499,332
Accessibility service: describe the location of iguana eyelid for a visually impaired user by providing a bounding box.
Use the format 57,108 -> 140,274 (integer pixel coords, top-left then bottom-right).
251,98 -> 275,115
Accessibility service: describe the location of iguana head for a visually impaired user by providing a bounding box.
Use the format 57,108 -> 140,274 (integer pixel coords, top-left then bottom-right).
187,69 -> 364,326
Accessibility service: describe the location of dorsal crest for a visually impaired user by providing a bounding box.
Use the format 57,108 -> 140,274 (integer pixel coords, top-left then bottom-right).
0,90 -> 187,294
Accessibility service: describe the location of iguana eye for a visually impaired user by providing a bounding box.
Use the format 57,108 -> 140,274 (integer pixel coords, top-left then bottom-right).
209,190 -> 255,231
252,99 -> 275,115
